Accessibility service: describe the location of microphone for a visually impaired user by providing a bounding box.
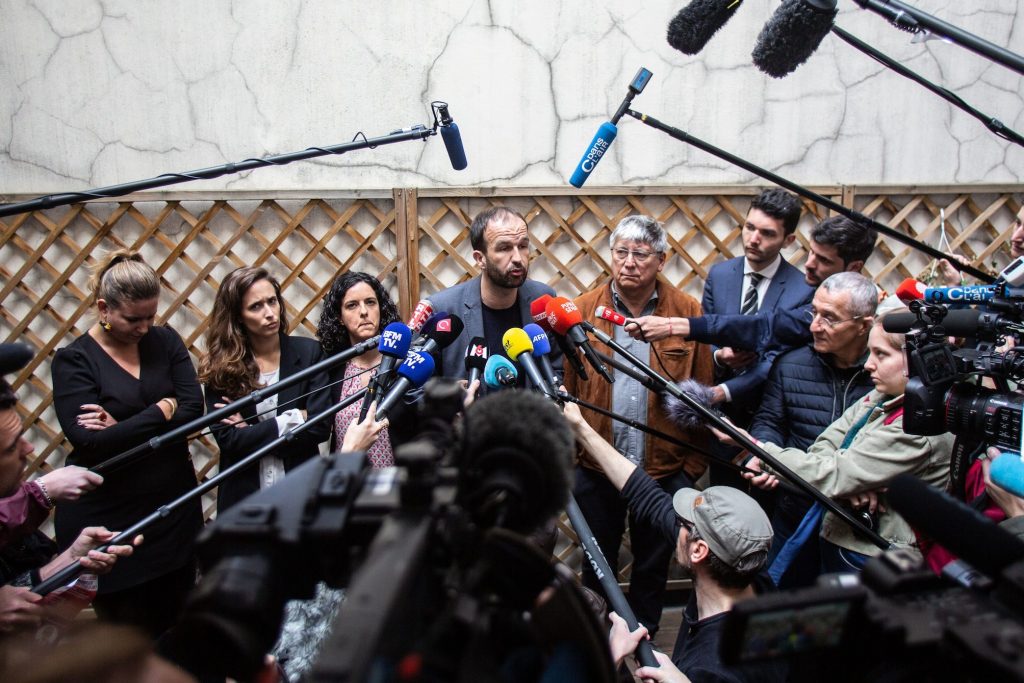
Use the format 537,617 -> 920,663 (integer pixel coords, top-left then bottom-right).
434,102 -> 467,170
595,305 -> 628,326
483,355 -> 518,389
667,0 -> 747,55
882,308 -> 986,336
923,284 -> 996,304
888,472 -> 1024,580
375,350 -> 435,420
416,313 -> 465,355
407,299 -> 434,333
503,327 -> 555,397
358,322 -> 413,421
0,343 -> 33,375
751,0 -> 838,78
459,389 -> 573,533
531,295 -> 587,381
894,278 -> 926,304
523,323 -> 558,389
568,67 -> 652,188
990,452 -> 1024,499
545,297 -> 614,383
662,379 -> 721,429
464,337 -> 489,391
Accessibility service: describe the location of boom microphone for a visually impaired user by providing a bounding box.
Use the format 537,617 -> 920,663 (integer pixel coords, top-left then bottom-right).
358,322 -> 413,421
888,472 -> 1024,579
0,343 -> 33,375
545,297 -> 614,383
662,379 -> 721,429
375,350 -> 435,420
881,308 -> 986,336
483,355 -> 518,389
751,0 -> 838,78
595,305 -> 628,326
667,0 -> 747,55
434,102 -> 468,171
460,390 -> 573,533
464,337 -> 488,395
523,323 -> 558,389
531,295 -> 587,381
503,328 -> 555,397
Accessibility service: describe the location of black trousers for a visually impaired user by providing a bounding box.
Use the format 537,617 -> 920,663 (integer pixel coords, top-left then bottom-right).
574,466 -> 692,635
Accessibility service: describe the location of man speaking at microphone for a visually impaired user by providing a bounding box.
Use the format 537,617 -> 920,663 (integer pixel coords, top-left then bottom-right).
565,214 -> 713,636
430,206 -> 560,387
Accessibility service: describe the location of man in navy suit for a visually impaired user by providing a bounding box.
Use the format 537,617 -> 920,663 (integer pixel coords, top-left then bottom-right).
429,206 -> 559,385
701,189 -> 815,413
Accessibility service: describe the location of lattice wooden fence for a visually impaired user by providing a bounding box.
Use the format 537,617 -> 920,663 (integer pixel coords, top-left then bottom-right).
1,185 -> 1020,575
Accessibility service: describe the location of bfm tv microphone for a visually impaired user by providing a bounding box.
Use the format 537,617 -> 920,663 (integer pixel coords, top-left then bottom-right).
375,350 -> 435,421
483,355 -> 518,389
545,297 -> 614,383
751,0 -> 838,78
531,295 -> 588,381
503,327 -> 555,397
434,101 -> 467,171
464,337 -> 488,390
358,322 -> 413,421
0,343 -> 33,375
888,472 -> 1024,580
523,323 -> 558,389
667,0 -> 747,55
568,67 -> 652,188
595,305 -> 628,326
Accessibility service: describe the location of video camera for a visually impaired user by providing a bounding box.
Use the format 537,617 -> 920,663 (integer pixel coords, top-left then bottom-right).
163,380 -> 613,683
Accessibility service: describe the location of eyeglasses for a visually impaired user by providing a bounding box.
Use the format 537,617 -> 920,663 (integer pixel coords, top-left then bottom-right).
804,309 -> 863,329
612,247 -> 659,264
676,515 -> 694,532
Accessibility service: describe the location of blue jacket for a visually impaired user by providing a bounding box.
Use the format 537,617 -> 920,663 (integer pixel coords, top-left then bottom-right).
701,256 -> 814,406
750,345 -> 874,451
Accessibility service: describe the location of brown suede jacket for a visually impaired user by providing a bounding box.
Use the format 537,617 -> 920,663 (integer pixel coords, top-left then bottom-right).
565,280 -> 714,480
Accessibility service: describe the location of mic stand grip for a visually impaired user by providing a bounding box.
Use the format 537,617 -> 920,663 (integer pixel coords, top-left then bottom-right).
584,323 -> 891,551
32,387 -> 368,596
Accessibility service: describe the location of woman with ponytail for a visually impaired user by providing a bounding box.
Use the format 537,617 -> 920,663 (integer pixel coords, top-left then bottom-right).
51,250 -> 204,638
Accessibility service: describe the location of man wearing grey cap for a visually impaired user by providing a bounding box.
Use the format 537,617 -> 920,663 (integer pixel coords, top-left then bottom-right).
564,400 -> 786,682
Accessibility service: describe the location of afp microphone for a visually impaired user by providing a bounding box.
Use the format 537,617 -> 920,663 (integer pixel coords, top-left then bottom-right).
375,350 -> 435,421
358,322 -> 413,421
483,355 -> 518,390
464,337 -> 489,394
523,323 -> 558,389
531,295 -> 587,381
751,0 -> 838,78
503,328 -> 556,398
545,297 -> 614,383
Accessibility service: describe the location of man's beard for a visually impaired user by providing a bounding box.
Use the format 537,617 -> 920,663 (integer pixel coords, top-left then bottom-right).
484,259 -> 527,289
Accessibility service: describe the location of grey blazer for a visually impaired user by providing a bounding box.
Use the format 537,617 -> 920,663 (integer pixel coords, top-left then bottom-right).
428,276 -> 561,382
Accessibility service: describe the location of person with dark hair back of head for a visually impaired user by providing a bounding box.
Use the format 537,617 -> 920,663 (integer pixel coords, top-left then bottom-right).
316,270 -> 403,464
563,398 -> 786,683
198,266 -> 333,515
50,250 -> 203,639
429,206 -> 561,387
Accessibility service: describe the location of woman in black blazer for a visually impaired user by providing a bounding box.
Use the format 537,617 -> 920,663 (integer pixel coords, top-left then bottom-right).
198,266 -> 332,515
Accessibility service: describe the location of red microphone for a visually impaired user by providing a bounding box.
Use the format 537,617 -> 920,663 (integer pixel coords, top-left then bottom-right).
545,297 -> 613,383
407,299 -> 434,332
895,278 -> 925,305
595,305 -> 627,326
531,294 -> 588,381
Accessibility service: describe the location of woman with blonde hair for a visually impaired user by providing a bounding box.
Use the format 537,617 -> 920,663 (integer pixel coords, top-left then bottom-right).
198,265 -> 332,514
51,250 -> 204,638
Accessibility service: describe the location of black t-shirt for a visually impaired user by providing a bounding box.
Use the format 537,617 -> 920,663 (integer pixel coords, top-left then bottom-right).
482,297 -> 526,388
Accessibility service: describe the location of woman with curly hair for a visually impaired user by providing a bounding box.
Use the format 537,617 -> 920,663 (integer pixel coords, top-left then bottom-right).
51,250 -> 204,638
316,271 -> 402,467
198,266 -> 332,514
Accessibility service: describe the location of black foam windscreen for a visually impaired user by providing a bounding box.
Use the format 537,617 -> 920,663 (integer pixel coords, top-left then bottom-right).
460,390 -> 573,534
751,0 -> 837,78
0,343 -> 33,376
667,0 -> 746,55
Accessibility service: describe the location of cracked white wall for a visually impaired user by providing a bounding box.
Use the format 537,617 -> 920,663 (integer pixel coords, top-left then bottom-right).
1,0 -> 1021,193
